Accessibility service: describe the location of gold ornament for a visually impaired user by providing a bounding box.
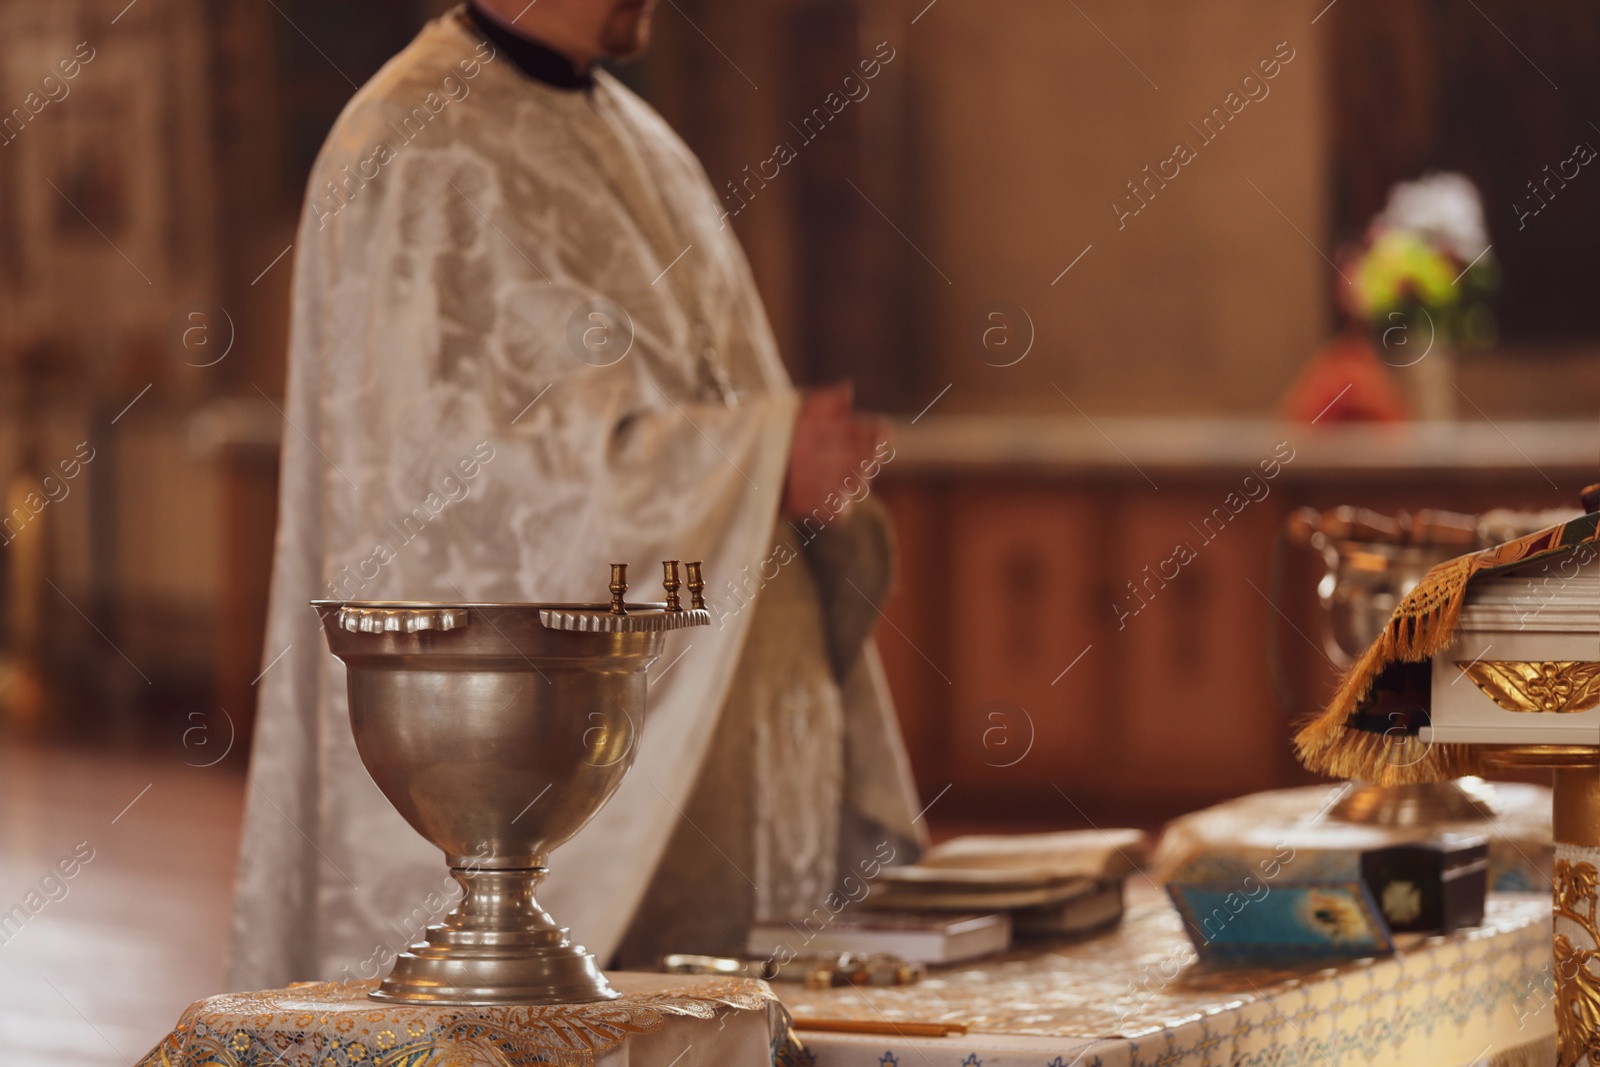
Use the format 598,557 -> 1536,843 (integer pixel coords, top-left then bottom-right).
1555,858 -> 1600,1067
1457,661 -> 1600,715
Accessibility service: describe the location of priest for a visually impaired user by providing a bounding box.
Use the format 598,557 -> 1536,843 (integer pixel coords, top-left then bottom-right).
227,0 -> 924,989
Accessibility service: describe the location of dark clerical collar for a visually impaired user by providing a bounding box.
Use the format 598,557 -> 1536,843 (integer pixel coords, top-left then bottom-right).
464,2 -> 594,91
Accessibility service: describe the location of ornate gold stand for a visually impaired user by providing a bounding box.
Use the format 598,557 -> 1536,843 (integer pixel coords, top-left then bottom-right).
1482,746 -> 1600,1066
1327,779 -> 1499,826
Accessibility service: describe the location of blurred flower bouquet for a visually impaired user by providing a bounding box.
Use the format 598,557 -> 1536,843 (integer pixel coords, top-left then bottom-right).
1285,173 -> 1499,423
1346,172 -> 1499,357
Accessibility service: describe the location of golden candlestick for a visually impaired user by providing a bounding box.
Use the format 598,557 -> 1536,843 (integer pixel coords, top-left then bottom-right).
662,560 -> 682,612
686,561 -> 706,611
608,563 -> 628,615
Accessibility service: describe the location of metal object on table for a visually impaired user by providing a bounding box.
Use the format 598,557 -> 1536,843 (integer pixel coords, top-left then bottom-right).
661,560 -> 682,612
661,954 -> 752,978
608,563 -> 629,615
1286,506 -> 1478,667
1285,506 -> 1492,826
662,952 -> 925,988
777,952 -> 926,989
686,561 -> 707,610
1325,775 -> 1501,825
313,563 -> 709,1006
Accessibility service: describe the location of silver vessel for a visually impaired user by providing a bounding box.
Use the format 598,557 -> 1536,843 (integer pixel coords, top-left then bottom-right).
314,562 -> 709,1004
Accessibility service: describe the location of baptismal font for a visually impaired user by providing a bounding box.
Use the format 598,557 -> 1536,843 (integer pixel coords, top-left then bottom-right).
315,561 -> 709,1005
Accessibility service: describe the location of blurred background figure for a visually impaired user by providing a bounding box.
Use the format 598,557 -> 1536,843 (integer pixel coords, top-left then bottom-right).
1,0 -> 1597,1062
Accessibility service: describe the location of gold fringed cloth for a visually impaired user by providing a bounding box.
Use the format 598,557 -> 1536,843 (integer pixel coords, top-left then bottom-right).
136,973 -> 802,1067
1295,510 -> 1600,785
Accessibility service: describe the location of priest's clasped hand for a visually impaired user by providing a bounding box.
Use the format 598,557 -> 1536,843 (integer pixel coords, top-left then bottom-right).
783,382 -> 890,520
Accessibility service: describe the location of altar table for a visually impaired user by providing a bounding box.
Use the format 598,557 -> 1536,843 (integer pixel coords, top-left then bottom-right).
136,972 -> 795,1067
780,891 -> 1554,1067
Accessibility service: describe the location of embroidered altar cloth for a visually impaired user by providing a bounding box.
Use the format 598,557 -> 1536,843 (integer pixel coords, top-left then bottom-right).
136,972 -> 789,1067
781,890 -> 1553,1066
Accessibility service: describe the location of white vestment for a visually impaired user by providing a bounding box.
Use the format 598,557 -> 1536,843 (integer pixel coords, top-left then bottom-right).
227,11 -> 922,990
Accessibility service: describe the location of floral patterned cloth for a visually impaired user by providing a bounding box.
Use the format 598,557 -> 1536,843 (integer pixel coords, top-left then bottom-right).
137,973 -> 795,1067
781,891 -> 1554,1066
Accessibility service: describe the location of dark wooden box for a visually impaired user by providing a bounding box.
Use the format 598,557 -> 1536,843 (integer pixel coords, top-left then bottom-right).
1360,834 -> 1489,935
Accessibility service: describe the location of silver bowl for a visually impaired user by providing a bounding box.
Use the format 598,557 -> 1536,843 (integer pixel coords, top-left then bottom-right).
1284,508 -> 1495,825
314,597 -> 708,1004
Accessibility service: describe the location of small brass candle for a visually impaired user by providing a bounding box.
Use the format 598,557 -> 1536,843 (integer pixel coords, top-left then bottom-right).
686,561 -> 706,610
608,563 -> 628,615
662,560 -> 683,612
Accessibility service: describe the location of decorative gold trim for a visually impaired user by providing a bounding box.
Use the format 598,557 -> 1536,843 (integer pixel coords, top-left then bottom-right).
1457,660 -> 1600,714
1554,854 -> 1600,1065
1482,745 -> 1600,770
537,607 -> 711,633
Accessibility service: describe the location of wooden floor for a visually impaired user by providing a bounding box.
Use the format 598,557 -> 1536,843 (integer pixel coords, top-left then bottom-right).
0,746 -> 244,1066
